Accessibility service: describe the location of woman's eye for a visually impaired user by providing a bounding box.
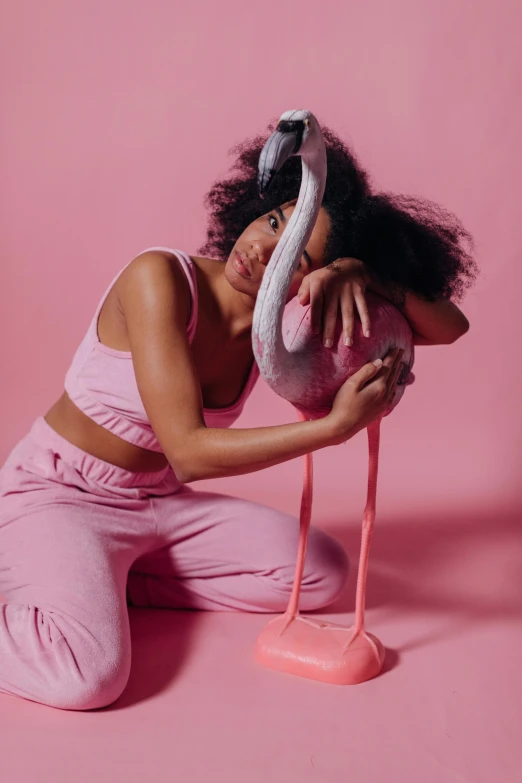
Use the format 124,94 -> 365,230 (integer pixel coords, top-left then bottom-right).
268,214 -> 305,268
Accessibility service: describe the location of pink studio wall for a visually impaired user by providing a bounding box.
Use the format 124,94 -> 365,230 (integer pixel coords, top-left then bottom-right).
1,0 -> 520,520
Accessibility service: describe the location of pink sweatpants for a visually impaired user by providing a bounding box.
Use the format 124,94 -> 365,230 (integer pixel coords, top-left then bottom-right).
0,416 -> 349,711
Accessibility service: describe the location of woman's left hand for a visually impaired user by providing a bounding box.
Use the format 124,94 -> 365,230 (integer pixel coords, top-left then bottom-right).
297,257 -> 372,347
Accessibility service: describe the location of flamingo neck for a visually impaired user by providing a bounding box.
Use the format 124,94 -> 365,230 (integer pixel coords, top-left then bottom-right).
252,147 -> 327,387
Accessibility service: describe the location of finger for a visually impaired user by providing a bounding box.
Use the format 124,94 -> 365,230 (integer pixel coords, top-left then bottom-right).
298,277 -> 311,305
352,358 -> 389,390
381,346 -> 401,368
387,357 -> 402,391
386,350 -> 405,396
353,286 -> 371,338
362,347 -> 400,385
340,287 -> 355,346
385,371 -> 401,404
309,283 -> 325,335
376,348 -> 401,386
392,361 -> 405,393
323,292 -> 339,347
395,350 -> 406,380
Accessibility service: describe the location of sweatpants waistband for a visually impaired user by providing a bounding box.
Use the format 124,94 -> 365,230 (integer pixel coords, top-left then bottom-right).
27,416 -> 182,492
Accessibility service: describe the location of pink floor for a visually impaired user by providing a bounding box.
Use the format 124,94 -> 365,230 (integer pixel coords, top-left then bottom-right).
1,0 -> 520,777
2,502 -> 520,783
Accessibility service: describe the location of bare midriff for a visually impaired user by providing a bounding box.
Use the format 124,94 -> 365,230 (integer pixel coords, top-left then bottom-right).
44,392 -> 170,473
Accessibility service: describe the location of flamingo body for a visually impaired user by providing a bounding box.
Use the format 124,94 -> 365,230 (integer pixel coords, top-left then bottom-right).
252,110 -> 415,685
278,291 -> 416,420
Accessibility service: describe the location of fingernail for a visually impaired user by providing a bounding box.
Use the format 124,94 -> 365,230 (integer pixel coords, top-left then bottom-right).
324,338 -> 333,348
344,336 -> 352,346
373,358 -> 383,367
365,330 -> 371,338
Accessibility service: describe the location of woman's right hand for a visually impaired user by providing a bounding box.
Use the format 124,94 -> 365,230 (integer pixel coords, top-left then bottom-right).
328,347 -> 405,444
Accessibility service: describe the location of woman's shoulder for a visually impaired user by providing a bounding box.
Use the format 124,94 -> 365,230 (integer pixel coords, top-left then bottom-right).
117,249 -> 194,325
125,248 -> 193,291
130,246 -> 191,277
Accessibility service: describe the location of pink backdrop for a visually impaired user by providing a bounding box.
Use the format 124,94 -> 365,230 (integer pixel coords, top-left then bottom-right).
1,1 -> 521,781
2,2 -> 520,517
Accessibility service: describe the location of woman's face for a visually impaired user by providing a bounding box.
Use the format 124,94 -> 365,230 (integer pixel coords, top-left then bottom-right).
224,199 -> 331,302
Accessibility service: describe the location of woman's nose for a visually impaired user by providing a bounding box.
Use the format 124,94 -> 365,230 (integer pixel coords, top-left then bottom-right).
250,239 -> 273,268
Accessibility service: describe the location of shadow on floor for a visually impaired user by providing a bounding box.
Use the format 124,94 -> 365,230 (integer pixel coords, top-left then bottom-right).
102,607 -> 203,710
103,502 -> 522,709
314,503 -> 522,646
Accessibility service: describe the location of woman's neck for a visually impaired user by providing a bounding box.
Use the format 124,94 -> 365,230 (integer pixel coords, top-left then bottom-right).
191,255 -> 255,341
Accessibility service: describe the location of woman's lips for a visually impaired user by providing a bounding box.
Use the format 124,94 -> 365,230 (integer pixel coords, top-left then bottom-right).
232,251 -> 252,278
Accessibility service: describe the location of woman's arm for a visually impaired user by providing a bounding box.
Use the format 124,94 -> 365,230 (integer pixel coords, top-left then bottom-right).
367,277 -> 470,346
298,256 -> 470,348
122,253 -> 405,484
121,253 -> 346,483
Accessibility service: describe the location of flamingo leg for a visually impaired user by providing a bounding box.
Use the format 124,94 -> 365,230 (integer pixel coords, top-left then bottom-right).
278,409 -> 314,637
342,416 -> 383,657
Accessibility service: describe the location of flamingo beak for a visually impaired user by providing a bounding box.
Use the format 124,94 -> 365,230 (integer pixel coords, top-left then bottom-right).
257,120 -> 305,198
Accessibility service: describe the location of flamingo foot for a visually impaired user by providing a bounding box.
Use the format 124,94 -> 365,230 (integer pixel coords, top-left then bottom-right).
255,614 -> 386,685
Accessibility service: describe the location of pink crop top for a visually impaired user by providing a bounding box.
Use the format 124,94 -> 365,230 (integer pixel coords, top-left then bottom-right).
64,247 -> 260,452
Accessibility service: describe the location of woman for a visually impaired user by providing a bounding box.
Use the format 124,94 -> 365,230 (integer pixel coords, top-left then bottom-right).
0,123 -> 477,711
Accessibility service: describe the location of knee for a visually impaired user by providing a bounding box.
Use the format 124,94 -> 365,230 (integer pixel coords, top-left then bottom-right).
0,605 -> 130,711
299,528 -> 350,610
259,528 -> 349,613
54,662 -> 129,711
41,626 -> 130,711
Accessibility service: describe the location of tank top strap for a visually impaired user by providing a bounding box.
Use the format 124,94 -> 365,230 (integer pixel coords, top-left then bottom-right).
86,247 -> 198,344
160,248 -> 198,343
86,259 -> 135,344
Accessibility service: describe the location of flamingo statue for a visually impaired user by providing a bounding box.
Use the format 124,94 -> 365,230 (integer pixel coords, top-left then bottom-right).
251,110 -> 416,685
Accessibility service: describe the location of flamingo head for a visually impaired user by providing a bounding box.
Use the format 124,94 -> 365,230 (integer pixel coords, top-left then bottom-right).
258,110 -> 322,197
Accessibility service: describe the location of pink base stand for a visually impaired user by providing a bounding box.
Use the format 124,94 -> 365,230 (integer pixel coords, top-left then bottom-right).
255,416 -> 385,686
255,614 -> 385,685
